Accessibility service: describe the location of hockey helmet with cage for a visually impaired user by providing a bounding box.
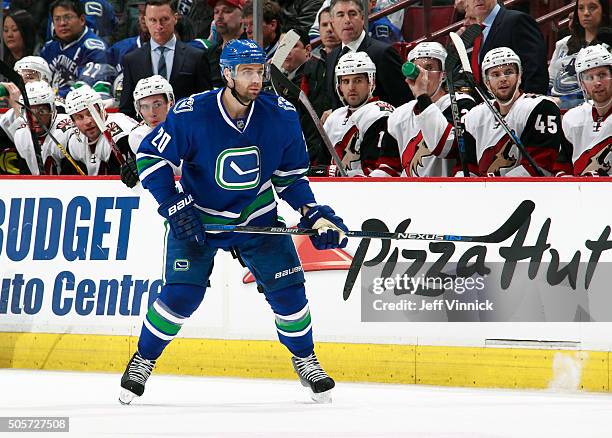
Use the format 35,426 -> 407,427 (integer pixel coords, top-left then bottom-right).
407,42 -> 447,70
65,84 -> 104,116
335,51 -> 376,103
133,75 -> 175,119
14,56 -> 52,84
575,44 -> 612,76
481,47 -> 522,80
219,39 -> 268,80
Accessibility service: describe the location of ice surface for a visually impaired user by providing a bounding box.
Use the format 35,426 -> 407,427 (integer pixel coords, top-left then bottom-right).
1,369 -> 611,437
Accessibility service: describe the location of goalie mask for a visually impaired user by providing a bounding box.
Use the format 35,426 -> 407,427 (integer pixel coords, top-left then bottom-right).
335,51 -> 376,106
14,56 -> 52,84
133,75 -> 175,121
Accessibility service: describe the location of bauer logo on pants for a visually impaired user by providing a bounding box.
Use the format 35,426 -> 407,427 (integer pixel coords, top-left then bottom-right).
215,146 -> 261,190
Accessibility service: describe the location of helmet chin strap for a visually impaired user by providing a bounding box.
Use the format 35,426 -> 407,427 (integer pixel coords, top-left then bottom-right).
492,77 -> 521,108
225,74 -> 252,107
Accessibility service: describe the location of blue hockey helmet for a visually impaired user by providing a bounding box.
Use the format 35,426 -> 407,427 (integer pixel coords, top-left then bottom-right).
220,39 -> 268,80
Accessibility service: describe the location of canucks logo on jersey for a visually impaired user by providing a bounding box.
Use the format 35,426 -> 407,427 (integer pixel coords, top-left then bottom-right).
215,146 -> 261,190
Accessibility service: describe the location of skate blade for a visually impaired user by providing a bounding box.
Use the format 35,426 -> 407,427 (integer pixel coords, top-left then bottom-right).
119,388 -> 138,405
310,388 -> 332,404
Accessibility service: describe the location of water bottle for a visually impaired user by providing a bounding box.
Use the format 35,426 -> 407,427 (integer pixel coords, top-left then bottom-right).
0,84 -> 8,97
402,62 -> 419,80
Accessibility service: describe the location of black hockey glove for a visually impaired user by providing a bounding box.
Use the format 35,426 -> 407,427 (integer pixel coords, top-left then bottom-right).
120,155 -> 140,188
299,205 -> 348,250
158,192 -> 206,245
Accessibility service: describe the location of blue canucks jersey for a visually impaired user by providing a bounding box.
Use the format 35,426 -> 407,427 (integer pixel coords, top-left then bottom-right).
41,27 -> 114,98
137,89 -> 316,248
107,36 -> 142,72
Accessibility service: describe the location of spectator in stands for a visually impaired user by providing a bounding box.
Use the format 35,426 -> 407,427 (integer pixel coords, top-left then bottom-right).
369,0 -> 405,44
278,0 -> 324,35
2,9 -> 37,68
466,0 -> 549,95
41,0 -> 115,100
206,0 -> 246,87
119,0 -> 211,117
549,0 -> 610,110
317,5 -> 340,55
180,0 -> 214,41
46,0 -> 118,45
107,1 -> 150,74
282,28 -> 311,79
326,0 -> 411,109
5,0 -> 52,45
242,0 -> 282,61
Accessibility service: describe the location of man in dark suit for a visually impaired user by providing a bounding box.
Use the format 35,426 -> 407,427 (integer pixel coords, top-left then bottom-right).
467,0 -> 548,95
120,0 -> 211,118
326,0 -> 412,109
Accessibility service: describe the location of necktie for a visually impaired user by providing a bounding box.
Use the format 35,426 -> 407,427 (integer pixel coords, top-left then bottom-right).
158,46 -> 167,79
470,24 -> 486,84
339,45 -> 351,59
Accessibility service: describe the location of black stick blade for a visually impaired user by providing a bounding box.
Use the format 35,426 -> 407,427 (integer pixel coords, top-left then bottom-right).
472,200 -> 535,243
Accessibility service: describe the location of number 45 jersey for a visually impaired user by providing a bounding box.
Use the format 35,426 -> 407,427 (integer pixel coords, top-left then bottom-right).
463,94 -> 561,176
137,89 -> 316,248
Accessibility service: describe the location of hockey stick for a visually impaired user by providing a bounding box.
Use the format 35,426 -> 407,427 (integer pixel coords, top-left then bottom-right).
15,101 -> 86,176
270,29 -> 300,70
0,59 -> 45,174
203,199 -> 535,242
445,24 -> 483,177
448,32 -> 545,176
87,102 -> 127,166
270,64 -> 348,177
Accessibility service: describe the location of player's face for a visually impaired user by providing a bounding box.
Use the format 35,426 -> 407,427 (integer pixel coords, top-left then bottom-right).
51,6 -> 86,42
145,4 -> 177,46
214,2 -> 243,39
30,104 -> 52,136
233,64 -> 264,101
577,0 -> 602,33
18,69 -> 43,84
331,1 -> 365,44
72,108 -> 101,142
282,41 -> 311,73
485,64 -> 519,102
414,57 -> 444,96
339,73 -> 370,108
319,11 -> 340,51
138,94 -> 170,128
2,17 -> 23,54
581,66 -> 612,104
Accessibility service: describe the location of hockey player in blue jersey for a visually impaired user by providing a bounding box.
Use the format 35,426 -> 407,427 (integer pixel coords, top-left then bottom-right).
41,0 -> 115,99
119,39 -> 348,404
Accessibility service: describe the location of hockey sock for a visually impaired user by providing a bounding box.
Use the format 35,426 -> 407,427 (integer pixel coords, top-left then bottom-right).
138,283 -> 206,360
265,284 -> 314,358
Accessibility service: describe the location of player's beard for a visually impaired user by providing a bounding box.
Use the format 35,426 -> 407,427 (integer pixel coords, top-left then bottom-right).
235,83 -> 262,103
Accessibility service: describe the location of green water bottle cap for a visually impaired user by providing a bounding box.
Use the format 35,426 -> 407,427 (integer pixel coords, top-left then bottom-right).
402,62 -> 419,80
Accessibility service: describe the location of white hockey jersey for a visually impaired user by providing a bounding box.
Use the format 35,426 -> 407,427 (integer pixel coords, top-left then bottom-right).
323,99 -> 395,176
12,113 -> 74,175
382,93 -> 473,177
562,103 -> 612,176
464,93 -> 561,176
0,108 -> 21,143
67,112 -> 138,175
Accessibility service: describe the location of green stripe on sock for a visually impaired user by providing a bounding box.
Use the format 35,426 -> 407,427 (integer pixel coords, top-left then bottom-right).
146,307 -> 182,336
276,312 -> 311,333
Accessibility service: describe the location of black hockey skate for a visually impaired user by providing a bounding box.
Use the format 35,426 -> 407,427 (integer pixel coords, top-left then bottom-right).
119,351 -> 156,405
291,353 -> 335,403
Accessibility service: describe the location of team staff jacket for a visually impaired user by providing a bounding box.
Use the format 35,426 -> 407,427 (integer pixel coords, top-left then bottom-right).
136,89 -> 316,248
462,93 -> 561,176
